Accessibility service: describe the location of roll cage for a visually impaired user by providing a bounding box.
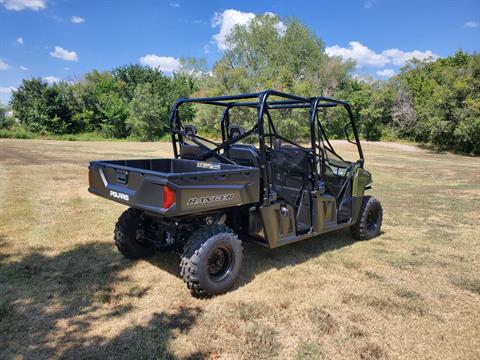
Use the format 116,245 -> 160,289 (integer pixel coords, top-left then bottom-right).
169,89 -> 364,203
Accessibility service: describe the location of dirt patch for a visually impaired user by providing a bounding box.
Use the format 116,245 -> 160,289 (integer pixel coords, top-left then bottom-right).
0,144 -> 84,166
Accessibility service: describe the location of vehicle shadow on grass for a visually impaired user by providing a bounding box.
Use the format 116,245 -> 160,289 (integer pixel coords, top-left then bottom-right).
0,239 -> 205,360
146,250 -> 182,278
238,228 -> 359,287
145,228 -> 363,294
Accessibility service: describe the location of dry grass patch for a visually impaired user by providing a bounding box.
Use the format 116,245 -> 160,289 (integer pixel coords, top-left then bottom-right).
1,139 -> 480,359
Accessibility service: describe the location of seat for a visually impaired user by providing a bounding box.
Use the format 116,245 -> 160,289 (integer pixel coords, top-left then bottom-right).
180,143 -> 221,163
275,145 -> 310,177
179,143 -> 203,160
228,124 -> 245,139
180,124 -> 202,160
228,144 -> 260,168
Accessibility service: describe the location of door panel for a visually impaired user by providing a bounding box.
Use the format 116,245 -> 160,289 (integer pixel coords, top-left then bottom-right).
323,156 -> 355,223
271,143 -> 312,233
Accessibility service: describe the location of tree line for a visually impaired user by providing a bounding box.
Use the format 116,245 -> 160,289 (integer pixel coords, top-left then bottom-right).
5,65 -> 196,140
2,14 -> 479,155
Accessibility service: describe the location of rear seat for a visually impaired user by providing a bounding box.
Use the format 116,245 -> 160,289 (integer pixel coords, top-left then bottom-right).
179,123 -> 260,168
228,144 -> 260,168
180,143 -> 259,167
179,144 -> 220,162
225,124 -> 260,168
180,143 -> 201,159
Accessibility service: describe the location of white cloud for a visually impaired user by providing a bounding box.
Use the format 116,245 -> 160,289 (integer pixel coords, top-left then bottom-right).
352,73 -> 375,83
43,76 -> 60,84
64,67 -> 70,70
212,9 -> 255,50
17,37 -> 24,45
0,59 -> 9,70
376,69 -> 396,78
50,46 -> 78,61
382,48 -> 438,66
326,41 -> 439,68
70,15 -> 85,24
326,41 -> 390,67
463,21 -> 479,28
19,65 -> 28,70
169,2 -> 179,8
139,54 -> 180,73
0,0 -> 46,11
0,86 -> 16,93
211,9 -> 286,50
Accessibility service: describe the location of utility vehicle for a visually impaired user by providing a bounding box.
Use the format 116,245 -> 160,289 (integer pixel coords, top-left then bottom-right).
88,90 -> 383,297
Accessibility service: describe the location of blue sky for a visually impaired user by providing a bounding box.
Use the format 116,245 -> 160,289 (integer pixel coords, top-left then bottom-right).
1,0 -> 479,103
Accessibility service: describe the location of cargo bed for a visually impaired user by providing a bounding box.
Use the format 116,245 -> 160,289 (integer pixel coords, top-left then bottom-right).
88,158 -> 260,216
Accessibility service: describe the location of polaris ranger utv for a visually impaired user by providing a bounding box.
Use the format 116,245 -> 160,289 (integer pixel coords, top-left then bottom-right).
88,90 -> 383,297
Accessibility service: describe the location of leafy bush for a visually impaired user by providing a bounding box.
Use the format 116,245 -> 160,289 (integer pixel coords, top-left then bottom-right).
0,126 -> 35,139
391,51 -> 480,154
8,65 -> 197,140
127,83 -> 168,140
10,79 -> 81,134
0,103 -> 13,128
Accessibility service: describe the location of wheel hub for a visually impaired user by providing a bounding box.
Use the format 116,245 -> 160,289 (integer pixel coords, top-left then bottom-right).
207,247 -> 233,281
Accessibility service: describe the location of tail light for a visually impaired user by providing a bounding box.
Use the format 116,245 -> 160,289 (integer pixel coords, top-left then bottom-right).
163,185 -> 176,209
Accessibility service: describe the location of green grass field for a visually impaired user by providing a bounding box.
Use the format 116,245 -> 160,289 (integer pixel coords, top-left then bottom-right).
0,139 -> 479,359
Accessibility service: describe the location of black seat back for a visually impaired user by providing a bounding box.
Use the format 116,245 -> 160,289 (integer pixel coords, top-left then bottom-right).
228,124 -> 245,139
179,144 -> 220,163
228,144 -> 260,168
179,143 -> 202,160
184,124 -> 197,136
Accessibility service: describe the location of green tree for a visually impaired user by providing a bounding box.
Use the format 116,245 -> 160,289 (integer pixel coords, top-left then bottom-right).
113,64 -> 169,102
214,14 -> 352,96
331,78 -> 394,141
10,78 -> 80,134
113,64 -> 197,139
192,14 -> 353,138
127,83 -> 169,140
392,50 -> 480,154
0,102 -> 12,128
74,70 -> 128,137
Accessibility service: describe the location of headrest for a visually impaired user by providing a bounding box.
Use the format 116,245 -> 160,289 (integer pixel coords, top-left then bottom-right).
228,124 -> 245,139
184,124 -> 197,136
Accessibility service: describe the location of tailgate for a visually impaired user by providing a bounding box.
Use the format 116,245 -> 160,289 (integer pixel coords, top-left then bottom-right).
88,161 -> 170,214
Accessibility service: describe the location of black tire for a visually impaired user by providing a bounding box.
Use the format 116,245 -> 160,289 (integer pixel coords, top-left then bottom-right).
351,196 -> 383,240
180,224 -> 243,297
114,208 -> 156,259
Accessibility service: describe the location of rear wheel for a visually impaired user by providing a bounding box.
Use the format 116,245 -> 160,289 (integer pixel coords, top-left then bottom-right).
180,224 -> 243,297
114,208 -> 156,259
351,196 -> 383,240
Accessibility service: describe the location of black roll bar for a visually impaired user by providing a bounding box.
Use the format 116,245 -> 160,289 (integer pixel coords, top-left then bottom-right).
168,90 -> 365,203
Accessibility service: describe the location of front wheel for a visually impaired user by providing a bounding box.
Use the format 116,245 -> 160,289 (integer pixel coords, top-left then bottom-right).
351,196 -> 383,240
180,224 -> 243,297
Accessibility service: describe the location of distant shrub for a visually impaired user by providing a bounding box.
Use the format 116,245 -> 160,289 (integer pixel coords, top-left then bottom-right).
0,126 -> 35,139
